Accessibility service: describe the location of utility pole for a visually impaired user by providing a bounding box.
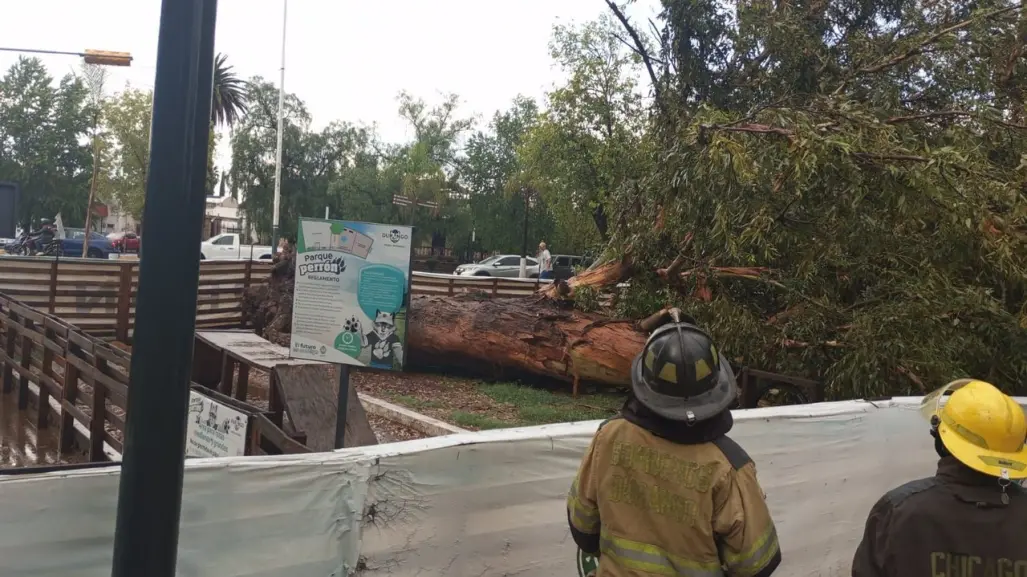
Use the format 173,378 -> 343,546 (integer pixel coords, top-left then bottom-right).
270,0 -> 288,249
109,0 -> 217,575
82,134 -> 102,257
81,65 -> 107,258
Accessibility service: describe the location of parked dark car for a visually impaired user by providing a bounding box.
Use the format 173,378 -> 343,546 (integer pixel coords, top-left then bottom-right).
530,254 -> 590,281
50,229 -> 117,258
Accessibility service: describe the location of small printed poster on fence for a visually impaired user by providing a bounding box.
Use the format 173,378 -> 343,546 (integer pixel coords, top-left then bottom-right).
288,218 -> 413,371
185,390 -> 249,458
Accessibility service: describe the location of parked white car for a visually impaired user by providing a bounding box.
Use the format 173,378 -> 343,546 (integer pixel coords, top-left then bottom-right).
454,254 -> 539,277
200,233 -> 274,260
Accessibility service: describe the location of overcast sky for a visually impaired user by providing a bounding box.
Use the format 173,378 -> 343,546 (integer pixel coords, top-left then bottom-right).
2,0 -> 659,148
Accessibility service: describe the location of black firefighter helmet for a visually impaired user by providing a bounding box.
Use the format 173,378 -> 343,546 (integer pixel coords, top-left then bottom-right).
630,321 -> 737,424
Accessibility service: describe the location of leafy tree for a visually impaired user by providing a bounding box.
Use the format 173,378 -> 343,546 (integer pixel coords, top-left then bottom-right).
391,92 -> 476,248
396,91 -> 474,169
326,135 -> 393,224
233,77 -> 381,242
100,88 -> 151,220
518,16 -> 648,245
461,96 -> 559,254
0,57 -> 94,227
591,0 -> 1027,396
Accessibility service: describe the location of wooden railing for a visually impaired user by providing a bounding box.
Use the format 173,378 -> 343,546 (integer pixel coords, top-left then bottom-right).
0,294 -> 132,462
411,247 -> 492,261
0,256 -> 270,340
0,294 -> 306,464
410,272 -> 552,297
0,256 -> 557,341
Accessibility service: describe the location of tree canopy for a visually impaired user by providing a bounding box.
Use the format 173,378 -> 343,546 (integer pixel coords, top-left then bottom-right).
4,2 -> 1026,396
588,0 -> 1027,396
0,57 -> 94,227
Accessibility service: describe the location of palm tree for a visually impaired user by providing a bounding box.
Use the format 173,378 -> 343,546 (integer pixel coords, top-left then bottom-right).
211,53 -> 248,127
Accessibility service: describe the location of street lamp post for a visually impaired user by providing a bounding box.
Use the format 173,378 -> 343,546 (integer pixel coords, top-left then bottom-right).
270,0 -> 287,250
0,47 -> 133,66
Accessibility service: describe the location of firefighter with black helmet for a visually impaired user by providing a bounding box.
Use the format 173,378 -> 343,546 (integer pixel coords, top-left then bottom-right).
567,310 -> 782,577
851,379 -> 1027,577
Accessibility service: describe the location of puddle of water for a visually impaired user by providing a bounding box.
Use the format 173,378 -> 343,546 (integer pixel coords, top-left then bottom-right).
0,392 -> 64,468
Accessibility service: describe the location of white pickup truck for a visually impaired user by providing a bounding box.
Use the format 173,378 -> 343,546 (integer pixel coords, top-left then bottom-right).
199,233 -> 274,260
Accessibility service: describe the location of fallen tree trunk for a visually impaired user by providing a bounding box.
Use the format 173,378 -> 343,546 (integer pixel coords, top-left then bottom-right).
241,249 -> 646,388
407,294 -> 645,388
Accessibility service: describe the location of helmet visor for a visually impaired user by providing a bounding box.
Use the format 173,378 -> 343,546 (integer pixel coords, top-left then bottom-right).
919,378 -> 975,424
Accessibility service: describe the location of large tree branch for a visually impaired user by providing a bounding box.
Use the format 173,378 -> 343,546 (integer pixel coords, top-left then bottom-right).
834,5 -> 1020,94
604,0 -> 664,114
886,109 -> 1027,129
885,110 -> 972,124
611,31 -> 667,67
701,122 -> 795,138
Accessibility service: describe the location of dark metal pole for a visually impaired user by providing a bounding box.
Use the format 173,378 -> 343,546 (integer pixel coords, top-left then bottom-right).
334,365 -> 351,448
110,0 -> 217,575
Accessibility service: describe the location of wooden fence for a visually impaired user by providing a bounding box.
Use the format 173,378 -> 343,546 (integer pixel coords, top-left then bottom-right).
0,256 -> 555,340
409,271 -> 552,298
0,256 -> 270,341
0,293 -> 134,462
0,294 -> 304,464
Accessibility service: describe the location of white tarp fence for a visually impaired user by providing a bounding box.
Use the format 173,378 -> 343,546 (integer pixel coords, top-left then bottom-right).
1,398 -> 1023,577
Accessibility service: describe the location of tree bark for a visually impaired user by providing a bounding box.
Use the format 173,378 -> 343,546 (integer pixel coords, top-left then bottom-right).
406,294 -> 645,387
541,256 -> 633,299
241,249 -> 646,389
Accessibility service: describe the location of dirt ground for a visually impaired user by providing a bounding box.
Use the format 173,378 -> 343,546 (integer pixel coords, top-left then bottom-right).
355,370 -> 625,431
365,414 -> 424,443
240,366 -> 625,440
238,368 -> 430,443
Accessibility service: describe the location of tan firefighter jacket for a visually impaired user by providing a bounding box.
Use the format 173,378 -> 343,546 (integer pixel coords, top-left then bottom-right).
567,417 -> 781,577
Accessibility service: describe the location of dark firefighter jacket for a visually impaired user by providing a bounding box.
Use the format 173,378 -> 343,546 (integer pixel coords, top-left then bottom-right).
851,456 -> 1027,577
567,398 -> 781,577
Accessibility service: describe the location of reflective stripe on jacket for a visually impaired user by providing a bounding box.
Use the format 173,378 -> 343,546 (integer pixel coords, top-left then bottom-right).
568,418 -> 781,577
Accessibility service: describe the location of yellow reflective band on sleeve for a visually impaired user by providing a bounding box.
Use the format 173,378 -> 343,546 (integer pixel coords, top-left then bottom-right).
600,530 -> 725,577
568,480 -> 600,534
721,525 -> 780,577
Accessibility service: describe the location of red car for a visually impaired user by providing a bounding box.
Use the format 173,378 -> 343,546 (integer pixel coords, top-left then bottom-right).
108,232 -> 141,253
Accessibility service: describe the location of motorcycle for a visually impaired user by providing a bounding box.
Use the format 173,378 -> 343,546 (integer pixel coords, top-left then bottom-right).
21,229 -> 55,256
4,232 -> 30,255
41,238 -> 63,257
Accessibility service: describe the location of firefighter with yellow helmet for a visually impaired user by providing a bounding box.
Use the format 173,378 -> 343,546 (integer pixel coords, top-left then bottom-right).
567,311 -> 782,577
852,379 -> 1027,576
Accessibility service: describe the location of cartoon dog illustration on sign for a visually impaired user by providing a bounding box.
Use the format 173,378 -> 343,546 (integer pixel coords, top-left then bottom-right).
354,310 -> 403,369
205,402 -> 219,429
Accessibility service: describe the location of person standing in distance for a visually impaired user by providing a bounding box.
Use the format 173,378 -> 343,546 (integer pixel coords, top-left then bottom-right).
852,379 -> 1027,577
567,309 -> 782,577
538,241 -> 553,280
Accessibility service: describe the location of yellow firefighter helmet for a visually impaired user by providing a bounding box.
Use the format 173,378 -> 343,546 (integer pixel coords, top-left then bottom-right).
920,379 -> 1027,480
